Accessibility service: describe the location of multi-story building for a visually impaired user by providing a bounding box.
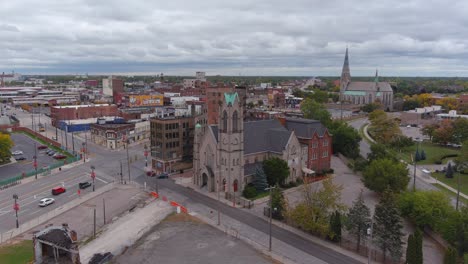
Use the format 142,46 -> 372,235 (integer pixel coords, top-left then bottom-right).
90,123 -> 135,149
50,104 -> 119,127
458,94 -> 468,114
206,86 -> 232,124
102,76 -> 124,96
278,117 -> 332,173
150,104 -> 205,174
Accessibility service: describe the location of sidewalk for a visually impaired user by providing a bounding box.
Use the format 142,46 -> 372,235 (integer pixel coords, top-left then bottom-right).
173,177 -> 369,264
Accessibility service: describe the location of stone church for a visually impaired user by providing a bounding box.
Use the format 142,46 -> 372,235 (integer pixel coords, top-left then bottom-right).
339,48 -> 394,111
193,92 -> 303,195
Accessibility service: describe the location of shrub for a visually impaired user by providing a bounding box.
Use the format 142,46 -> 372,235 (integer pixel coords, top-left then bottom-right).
296,177 -> 304,185
242,185 -> 257,199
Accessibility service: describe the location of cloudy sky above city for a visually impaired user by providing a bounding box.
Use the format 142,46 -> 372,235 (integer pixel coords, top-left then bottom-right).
1,0 -> 468,76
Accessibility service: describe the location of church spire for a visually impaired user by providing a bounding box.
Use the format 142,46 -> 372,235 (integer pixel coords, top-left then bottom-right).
375,69 -> 380,91
340,47 -> 351,84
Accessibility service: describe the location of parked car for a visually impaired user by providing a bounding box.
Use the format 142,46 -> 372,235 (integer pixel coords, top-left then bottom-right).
79,182 -> 92,189
11,150 -> 23,155
147,171 -> 156,177
48,151 -> 56,156
15,156 -> 26,160
52,136 -> 57,140
51,187 -> 66,195
157,173 -> 169,179
39,198 -> 55,207
37,145 -> 48,150
53,154 -> 66,159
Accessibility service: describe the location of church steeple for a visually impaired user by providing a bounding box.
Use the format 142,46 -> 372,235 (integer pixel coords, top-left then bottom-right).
340,47 -> 351,84
374,69 -> 380,91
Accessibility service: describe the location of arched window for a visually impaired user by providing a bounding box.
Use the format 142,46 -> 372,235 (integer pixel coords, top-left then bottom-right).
232,111 -> 238,132
222,111 -> 228,132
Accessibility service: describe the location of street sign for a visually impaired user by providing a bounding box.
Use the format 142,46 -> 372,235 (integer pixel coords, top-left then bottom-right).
13,203 -> 19,211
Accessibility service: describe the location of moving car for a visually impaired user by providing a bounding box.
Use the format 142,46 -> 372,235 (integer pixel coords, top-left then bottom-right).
12,150 -> 23,155
51,187 -> 66,195
39,198 -> 55,207
37,145 -> 48,150
15,156 -> 26,160
157,173 -> 169,179
79,182 -> 92,189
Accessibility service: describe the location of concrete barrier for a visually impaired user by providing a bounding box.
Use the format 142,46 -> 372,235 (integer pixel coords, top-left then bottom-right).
0,183 -> 115,244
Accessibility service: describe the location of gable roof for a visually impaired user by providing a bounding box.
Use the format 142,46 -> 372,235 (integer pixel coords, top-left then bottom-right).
209,119 -> 292,154
346,81 -> 393,92
283,117 -> 328,139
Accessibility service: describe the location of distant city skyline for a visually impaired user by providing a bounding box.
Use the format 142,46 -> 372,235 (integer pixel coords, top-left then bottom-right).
2,0 -> 468,76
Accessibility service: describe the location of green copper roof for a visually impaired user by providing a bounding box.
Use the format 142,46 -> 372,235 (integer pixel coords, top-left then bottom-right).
224,92 -> 238,106
344,91 -> 366,96
376,92 -> 381,96
195,123 -> 201,129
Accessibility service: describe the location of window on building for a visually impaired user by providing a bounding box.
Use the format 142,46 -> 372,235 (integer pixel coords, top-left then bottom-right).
232,111 -> 238,132
322,151 -> 328,158
323,139 -> 328,147
222,111 -> 228,132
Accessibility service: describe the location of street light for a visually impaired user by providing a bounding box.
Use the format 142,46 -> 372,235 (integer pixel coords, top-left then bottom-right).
82,142 -> 86,163
13,194 -> 19,228
90,165 -> 96,192
33,143 -> 38,180
265,185 -> 277,252
144,144 -> 148,167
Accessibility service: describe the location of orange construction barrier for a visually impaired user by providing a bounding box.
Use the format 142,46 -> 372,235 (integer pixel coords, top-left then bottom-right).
150,192 -> 159,198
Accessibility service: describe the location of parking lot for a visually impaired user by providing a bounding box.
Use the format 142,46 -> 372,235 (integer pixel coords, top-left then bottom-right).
0,133 -> 65,181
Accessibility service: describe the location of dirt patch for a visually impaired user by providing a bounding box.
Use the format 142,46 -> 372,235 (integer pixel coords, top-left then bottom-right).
161,213 -> 204,224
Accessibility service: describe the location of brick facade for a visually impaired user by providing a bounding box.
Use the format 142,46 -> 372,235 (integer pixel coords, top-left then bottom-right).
50,105 -> 119,126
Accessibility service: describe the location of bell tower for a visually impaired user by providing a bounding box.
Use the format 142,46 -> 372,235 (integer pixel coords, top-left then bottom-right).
340,47 -> 351,101
218,92 -> 244,197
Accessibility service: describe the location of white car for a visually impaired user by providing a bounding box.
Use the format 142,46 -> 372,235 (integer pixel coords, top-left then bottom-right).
39,198 -> 55,207
12,150 -> 23,155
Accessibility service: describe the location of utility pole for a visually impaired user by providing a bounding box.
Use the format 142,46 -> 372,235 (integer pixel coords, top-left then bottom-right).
120,161 -> 123,184
91,165 -> 96,192
93,208 -> 96,238
82,142 -> 86,163
103,199 -> 106,224
265,186 -> 277,252
413,138 -> 420,192
33,143 -> 38,180
65,126 -> 68,151
125,134 -> 131,183
55,124 -> 58,141
217,177 -> 221,225
71,131 -> 75,155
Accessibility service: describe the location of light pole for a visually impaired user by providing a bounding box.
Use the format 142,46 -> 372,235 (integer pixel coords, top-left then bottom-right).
412,137 -> 420,192
124,134 -> 131,183
265,186 -> 277,252
13,194 -> 19,228
33,143 -> 38,180
367,219 -> 373,264
144,144 -> 148,167
82,142 -> 86,163
91,165 -> 96,192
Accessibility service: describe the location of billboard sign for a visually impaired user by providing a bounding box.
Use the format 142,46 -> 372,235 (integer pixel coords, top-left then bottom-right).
128,95 -> 163,107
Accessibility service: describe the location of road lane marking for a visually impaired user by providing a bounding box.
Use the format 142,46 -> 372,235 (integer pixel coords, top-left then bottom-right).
17,208 -> 30,216
96,177 -> 108,184
29,209 -> 42,216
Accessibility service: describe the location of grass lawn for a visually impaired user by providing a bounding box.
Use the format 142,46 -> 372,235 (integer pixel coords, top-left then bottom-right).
432,172 -> 468,196
397,142 -> 460,165
251,191 -> 270,200
0,240 -> 33,264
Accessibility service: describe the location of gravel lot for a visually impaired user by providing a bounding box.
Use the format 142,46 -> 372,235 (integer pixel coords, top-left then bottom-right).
114,213 -> 276,264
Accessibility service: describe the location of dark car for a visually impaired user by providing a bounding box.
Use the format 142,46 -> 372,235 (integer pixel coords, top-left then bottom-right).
16,156 -> 26,160
79,182 -> 92,189
48,151 -> 56,156
147,171 -> 156,177
157,173 -> 169,179
52,187 -> 66,195
37,145 -> 48,150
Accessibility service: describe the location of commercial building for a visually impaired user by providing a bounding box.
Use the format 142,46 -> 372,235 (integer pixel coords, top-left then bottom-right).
90,122 -> 135,149
400,105 -> 443,126
150,103 -> 205,174
102,76 -> 124,96
50,104 -> 119,127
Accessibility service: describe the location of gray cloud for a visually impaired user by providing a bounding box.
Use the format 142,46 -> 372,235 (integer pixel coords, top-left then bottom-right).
1,0 -> 467,76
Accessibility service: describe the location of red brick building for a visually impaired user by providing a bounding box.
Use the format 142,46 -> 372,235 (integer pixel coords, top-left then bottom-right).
50,104 -> 119,126
278,117 -> 332,173
458,94 -> 468,114
206,86 -> 232,125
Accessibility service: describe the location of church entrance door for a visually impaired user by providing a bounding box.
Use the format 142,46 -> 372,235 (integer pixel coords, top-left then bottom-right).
202,173 -> 208,187
233,179 -> 238,192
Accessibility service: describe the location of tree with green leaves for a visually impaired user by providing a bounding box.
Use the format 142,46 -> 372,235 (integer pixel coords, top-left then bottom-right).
420,149 -> 426,161
0,132 -> 13,164
422,123 -> 439,142
373,189 -> 404,263
329,121 -> 361,159
406,234 -> 416,264
263,157 -> 290,186
415,149 -> 421,162
346,191 -> 371,252
328,211 -> 342,243
444,247 -> 458,264
414,228 -> 423,264
363,159 -> 409,193
300,98 -> 332,127
270,186 -> 285,220
446,162 -> 454,178
252,165 -> 268,192
367,143 -> 398,162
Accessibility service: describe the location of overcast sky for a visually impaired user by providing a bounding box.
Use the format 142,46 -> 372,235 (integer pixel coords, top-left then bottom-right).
1,0 -> 468,76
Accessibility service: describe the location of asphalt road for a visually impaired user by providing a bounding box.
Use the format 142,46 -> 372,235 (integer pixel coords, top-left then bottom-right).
0,166 -> 111,232
132,174 -> 361,264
